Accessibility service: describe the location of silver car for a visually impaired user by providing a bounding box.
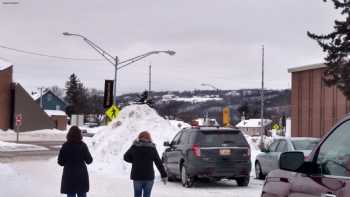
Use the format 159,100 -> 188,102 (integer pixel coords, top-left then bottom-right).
254,137 -> 320,179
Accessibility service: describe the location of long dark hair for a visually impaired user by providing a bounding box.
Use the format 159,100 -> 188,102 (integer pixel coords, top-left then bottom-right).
66,126 -> 82,143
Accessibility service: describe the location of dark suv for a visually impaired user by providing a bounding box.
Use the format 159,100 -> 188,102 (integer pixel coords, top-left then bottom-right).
162,127 -> 251,187
262,115 -> 350,197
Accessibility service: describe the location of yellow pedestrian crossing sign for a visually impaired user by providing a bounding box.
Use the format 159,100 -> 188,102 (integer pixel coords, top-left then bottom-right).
105,105 -> 120,120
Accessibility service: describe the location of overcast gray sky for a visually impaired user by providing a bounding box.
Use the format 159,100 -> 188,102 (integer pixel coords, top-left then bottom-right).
0,0 -> 340,94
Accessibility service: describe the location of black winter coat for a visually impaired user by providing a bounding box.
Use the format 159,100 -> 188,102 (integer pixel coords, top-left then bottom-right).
124,140 -> 167,180
58,141 -> 93,194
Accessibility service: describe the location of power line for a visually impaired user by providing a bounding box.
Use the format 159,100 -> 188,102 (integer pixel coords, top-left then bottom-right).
0,44 -> 104,61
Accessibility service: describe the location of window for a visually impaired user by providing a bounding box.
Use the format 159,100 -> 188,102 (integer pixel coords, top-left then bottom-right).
269,141 -> 280,152
195,130 -> 247,146
179,131 -> 190,145
276,140 -> 288,153
171,131 -> 183,145
292,139 -> 319,151
317,120 -> 350,177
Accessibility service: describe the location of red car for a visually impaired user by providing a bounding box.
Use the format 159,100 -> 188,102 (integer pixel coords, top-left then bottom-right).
262,115 -> 350,197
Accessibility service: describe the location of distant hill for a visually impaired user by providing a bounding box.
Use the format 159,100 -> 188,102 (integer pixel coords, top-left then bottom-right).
117,89 -> 290,126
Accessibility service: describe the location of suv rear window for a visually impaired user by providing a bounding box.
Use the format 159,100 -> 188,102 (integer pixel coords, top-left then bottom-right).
195,129 -> 248,147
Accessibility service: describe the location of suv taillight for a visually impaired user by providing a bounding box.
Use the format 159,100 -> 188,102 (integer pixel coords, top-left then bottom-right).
192,144 -> 201,157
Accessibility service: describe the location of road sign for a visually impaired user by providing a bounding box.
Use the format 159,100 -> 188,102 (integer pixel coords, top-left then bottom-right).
105,104 -> 120,120
15,113 -> 22,143
272,124 -> 280,130
15,113 -> 22,127
103,80 -> 114,108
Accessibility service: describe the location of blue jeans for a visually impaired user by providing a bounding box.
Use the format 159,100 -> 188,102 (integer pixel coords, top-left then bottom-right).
133,180 -> 154,197
67,193 -> 86,197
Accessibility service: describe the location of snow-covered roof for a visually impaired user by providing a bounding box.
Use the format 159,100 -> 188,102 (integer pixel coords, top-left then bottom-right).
236,119 -> 272,128
45,110 -> 67,116
224,91 -> 240,96
0,58 -> 12,71
30,89 -> 49,100
288,63 -> 326,73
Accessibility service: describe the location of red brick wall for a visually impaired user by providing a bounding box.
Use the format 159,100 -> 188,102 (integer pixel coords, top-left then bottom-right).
0,66 -> 13,130
291,68 -> 350,137
51,115 -> 67,130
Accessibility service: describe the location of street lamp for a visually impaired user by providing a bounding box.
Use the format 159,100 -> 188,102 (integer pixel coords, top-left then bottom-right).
62,32 -> 175,104
201,83 -> 220,96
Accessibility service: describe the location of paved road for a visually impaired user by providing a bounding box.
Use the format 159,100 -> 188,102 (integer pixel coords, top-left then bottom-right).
0,141 -> 64,159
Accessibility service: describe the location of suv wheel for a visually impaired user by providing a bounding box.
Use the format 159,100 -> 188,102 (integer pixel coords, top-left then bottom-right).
236,177 -> 250,187
255,161 -> 264,180
181,165 -> 194,188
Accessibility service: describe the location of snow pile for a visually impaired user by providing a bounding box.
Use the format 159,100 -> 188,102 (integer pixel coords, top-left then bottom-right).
0,140 -> 48,152
89,104 -> 181,176
245,135 -> 274,177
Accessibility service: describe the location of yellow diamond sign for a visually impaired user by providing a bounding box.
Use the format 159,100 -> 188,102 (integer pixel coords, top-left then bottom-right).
105,105 -> 120,120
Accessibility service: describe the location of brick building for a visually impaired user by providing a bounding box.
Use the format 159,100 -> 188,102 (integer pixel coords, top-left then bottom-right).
0,63 -> 13,130
0,59 -> 60,131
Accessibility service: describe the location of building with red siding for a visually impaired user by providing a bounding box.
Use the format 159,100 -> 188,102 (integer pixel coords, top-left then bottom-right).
288,63 -> 350,138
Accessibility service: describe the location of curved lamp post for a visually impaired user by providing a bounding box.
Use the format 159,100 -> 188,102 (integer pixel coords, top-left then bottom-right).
62,32 -> 175,104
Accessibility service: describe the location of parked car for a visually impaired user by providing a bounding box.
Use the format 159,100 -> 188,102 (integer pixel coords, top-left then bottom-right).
84,122 -> 99,128
261,115 -> 350,197
162,126 -> 251,188
255,137 -> 320,179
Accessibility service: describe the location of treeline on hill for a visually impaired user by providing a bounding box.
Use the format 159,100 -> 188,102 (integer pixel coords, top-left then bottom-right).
120,89 -> 291,125
49,73 -> 290,125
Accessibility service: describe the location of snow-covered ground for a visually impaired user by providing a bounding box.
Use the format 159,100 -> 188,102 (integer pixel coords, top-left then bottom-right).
0,141 -> 48,152
0,105 -> 264,196
0,159 -> 263,197
0,129 -> 67,142
162,96 -> 223,103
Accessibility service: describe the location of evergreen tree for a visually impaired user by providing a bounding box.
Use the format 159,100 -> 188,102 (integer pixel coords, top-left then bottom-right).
307,0 -> 350,98
64,73 -> 88,116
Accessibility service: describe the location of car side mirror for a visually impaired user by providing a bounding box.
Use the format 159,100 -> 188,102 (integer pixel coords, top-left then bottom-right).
279,151 -> 305,172
163,141 -> 171,147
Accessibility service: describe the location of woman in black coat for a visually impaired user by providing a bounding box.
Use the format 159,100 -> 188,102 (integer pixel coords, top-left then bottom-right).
124,131 -> 167,197
58,126 -> 93,197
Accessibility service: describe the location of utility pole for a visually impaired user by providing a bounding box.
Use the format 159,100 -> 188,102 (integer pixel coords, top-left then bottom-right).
148,64 -> 152,100
38,87 -> 44,108
260,45 -> 265,143
114,56 -> 119,105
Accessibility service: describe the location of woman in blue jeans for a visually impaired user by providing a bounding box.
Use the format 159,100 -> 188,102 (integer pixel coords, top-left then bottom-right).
124,131 -> 167,197
58,126 -> 93,197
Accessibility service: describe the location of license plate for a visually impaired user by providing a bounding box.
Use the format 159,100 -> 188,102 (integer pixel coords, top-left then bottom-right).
219,149 -> 231,156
